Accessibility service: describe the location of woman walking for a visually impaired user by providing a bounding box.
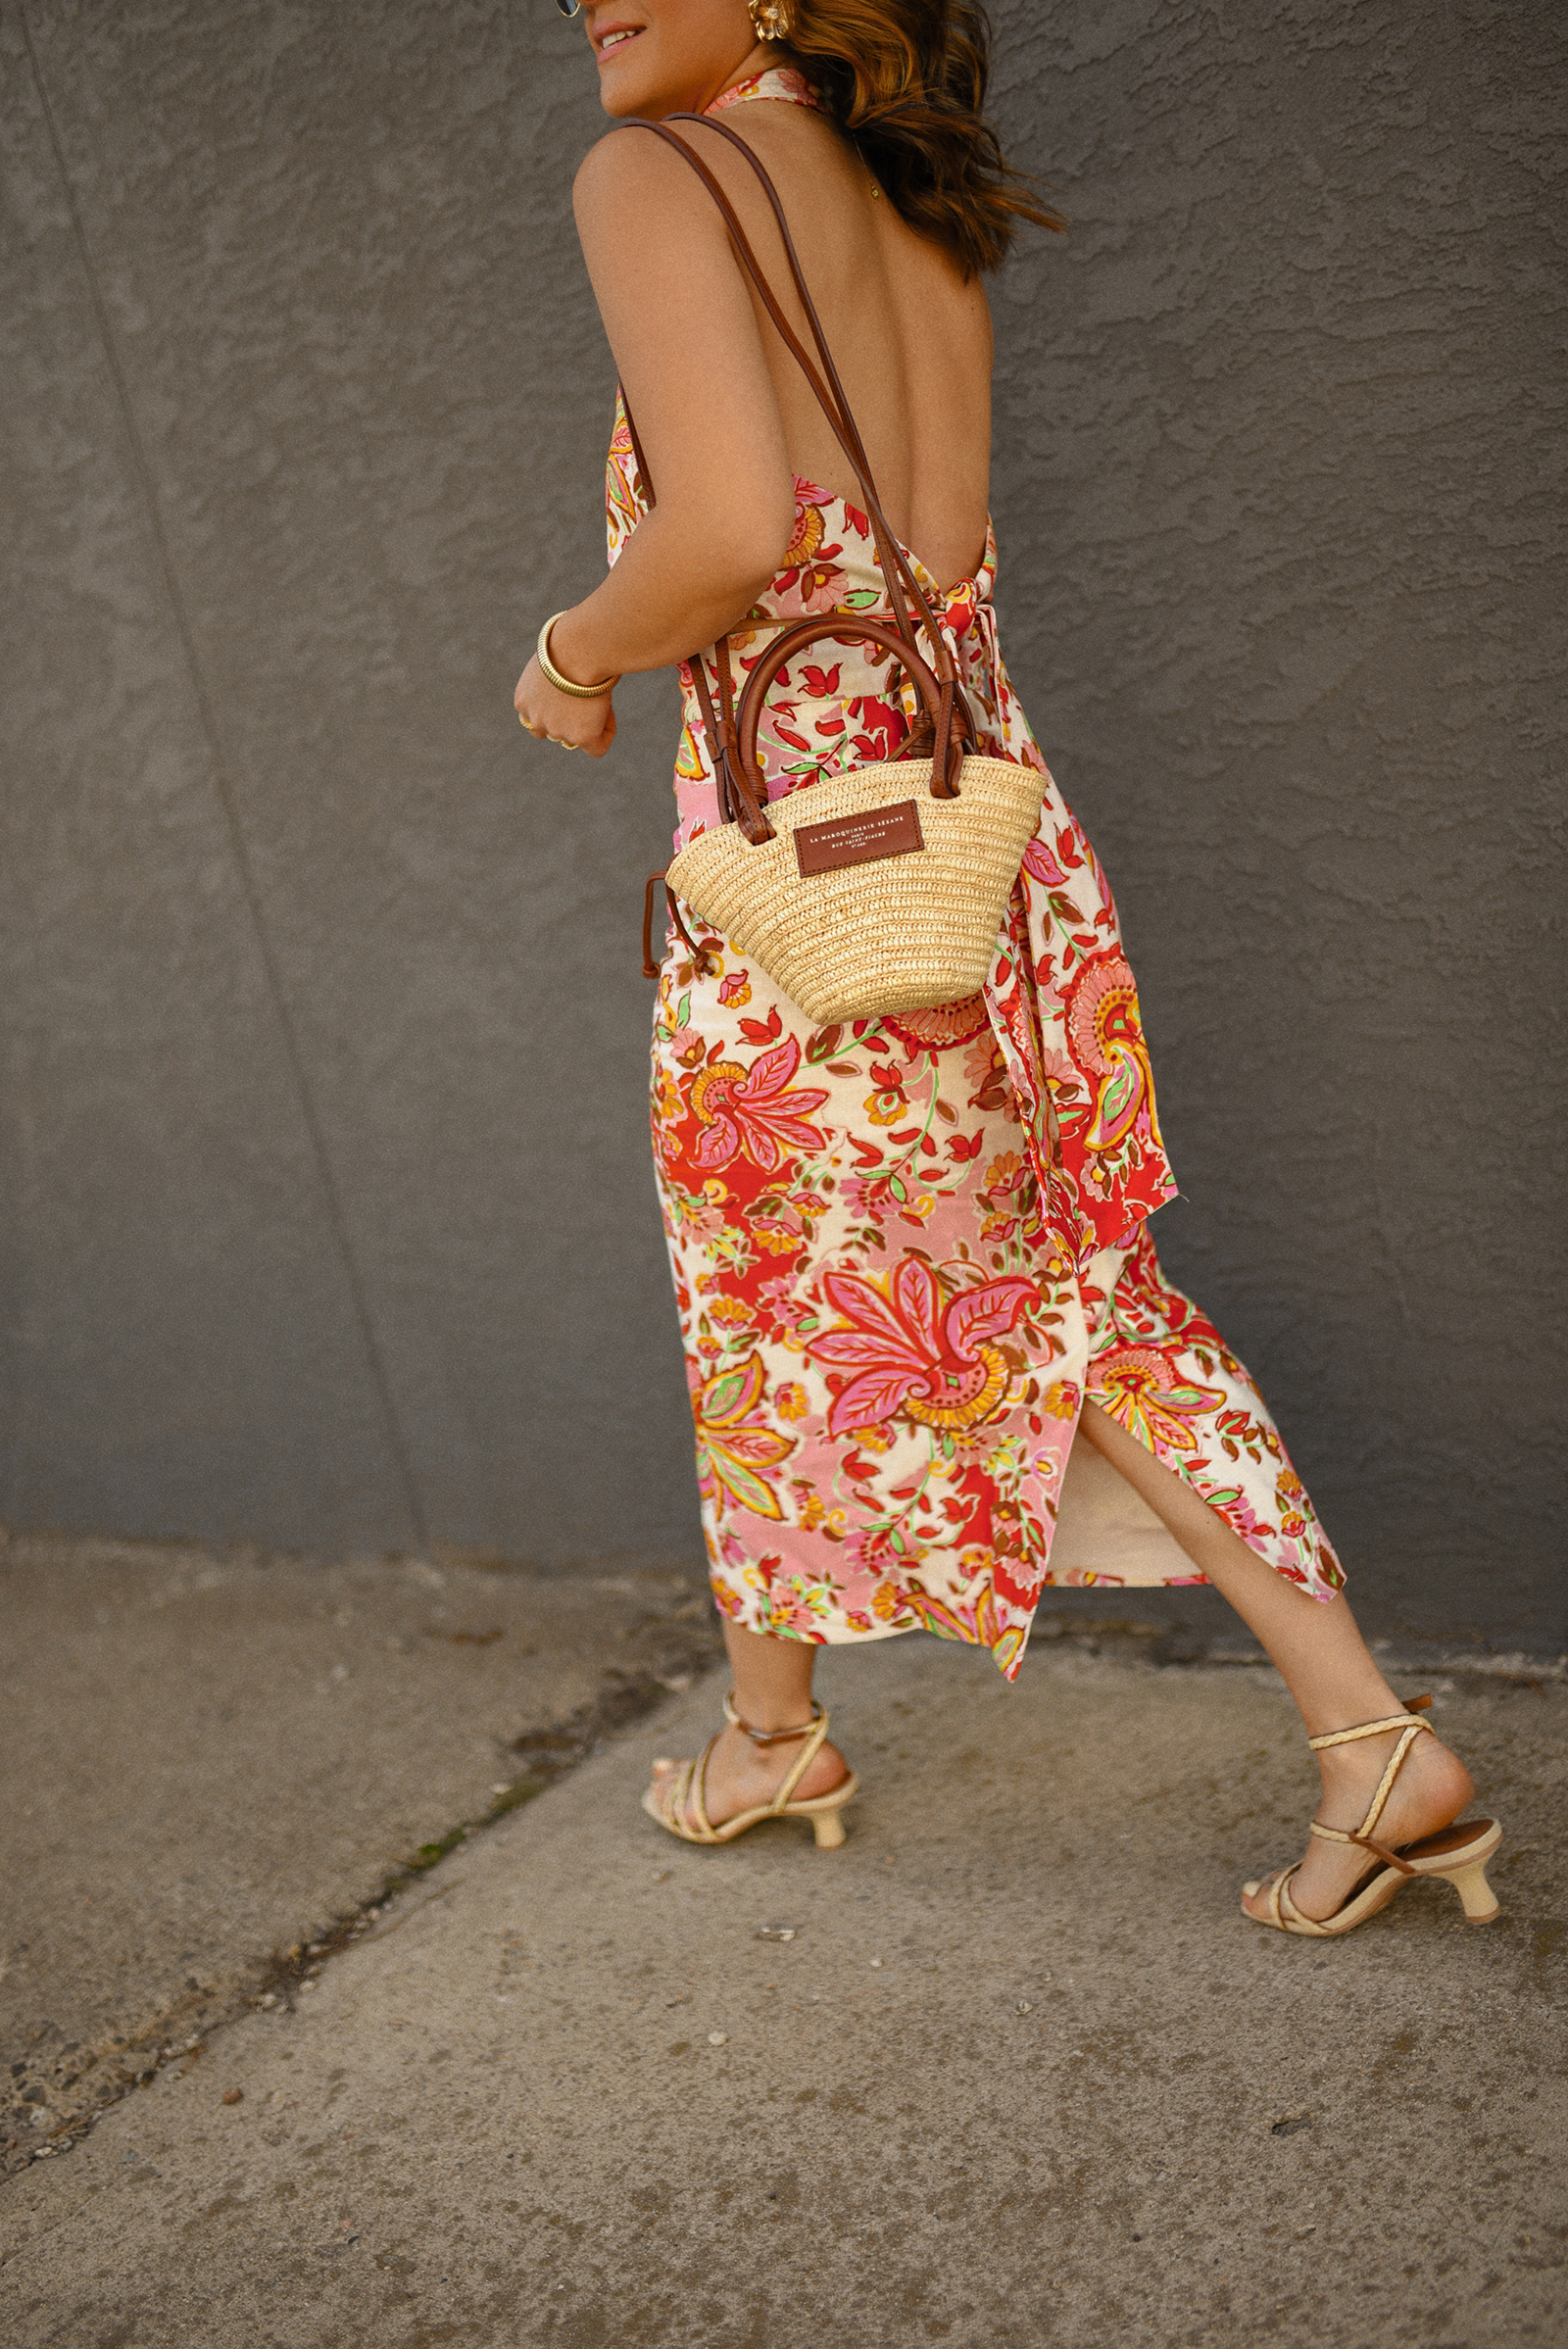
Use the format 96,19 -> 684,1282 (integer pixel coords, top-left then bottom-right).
516,0 -> 1499,1936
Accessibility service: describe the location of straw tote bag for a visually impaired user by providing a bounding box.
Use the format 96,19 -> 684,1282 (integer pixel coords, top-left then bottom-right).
629,116 -> 1048,1027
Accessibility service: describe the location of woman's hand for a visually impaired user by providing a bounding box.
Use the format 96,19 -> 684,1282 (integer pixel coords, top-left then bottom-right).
514,655 -> 616,758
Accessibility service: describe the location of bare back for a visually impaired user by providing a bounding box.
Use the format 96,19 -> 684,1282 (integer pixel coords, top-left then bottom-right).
699,94 -> 995,588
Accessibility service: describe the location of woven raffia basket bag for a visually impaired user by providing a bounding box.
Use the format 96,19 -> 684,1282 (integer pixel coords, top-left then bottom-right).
629,115 -> 1048,1027
664,620 -> 1046,1026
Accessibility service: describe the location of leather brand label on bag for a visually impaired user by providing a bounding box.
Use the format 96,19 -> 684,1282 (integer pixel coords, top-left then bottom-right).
793,799 -> 925,877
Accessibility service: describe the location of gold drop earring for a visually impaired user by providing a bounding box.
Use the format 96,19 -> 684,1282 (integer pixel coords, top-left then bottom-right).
748,1 -> 791,40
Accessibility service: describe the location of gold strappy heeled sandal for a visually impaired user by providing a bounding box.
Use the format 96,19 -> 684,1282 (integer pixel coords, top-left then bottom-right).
642,1693 -> 858,1850
1244,1695 -> 1502,1936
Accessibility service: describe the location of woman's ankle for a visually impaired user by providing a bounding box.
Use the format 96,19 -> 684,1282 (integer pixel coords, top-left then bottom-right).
727,1691 -> 819,1737
1314,1726 -> 1472,1816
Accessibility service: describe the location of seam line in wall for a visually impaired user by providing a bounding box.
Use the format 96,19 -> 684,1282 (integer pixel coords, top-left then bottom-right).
18,2 -> 431,1552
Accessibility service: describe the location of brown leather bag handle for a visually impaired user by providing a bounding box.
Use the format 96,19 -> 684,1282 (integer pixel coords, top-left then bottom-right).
735,615 -> 964,803
613,117 -> 954,688
688,642 -> 773,842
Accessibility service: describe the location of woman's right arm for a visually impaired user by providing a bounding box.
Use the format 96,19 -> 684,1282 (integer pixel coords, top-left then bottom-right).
515,132 -> 797,755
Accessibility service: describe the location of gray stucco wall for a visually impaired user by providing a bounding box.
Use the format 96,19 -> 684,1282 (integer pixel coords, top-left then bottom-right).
2,1 -> 1562,1640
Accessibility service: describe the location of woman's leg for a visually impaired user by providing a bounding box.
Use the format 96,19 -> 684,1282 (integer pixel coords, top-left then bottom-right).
650,1619 -> 851,1829
1077,1402 -> 1475,1921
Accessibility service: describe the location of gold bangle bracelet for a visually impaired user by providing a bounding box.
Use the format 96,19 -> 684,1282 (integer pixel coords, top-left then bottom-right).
536,612 -> 619,699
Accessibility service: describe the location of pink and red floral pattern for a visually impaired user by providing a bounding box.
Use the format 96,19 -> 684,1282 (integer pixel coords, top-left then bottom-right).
607,69 -> 1344,1676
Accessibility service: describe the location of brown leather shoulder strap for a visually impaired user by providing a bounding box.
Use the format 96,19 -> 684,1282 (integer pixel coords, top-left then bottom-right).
665,113 -> 947,666
612,115 -> 948,679
665,113 -> 878,499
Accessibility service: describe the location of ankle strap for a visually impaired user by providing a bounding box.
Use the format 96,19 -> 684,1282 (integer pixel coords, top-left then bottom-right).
1306,1697 -> 1435,1863
721,1691 -> 831,1815
723,1691 -> 823,1747
1307,1696 -> 1432,1752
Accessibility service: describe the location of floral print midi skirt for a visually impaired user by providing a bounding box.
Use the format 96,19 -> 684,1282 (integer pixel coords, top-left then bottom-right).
610,405 -> 1344,1680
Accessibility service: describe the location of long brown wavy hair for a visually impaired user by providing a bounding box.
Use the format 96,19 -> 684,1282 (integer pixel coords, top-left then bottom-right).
776,0 -> 1061,276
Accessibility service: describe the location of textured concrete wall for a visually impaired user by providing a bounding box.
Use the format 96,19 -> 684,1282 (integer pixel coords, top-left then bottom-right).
2,1 -> 1562,1639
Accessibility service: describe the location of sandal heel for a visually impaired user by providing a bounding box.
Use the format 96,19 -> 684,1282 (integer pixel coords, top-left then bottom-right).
1246,1698 -> 1499,1939
1444,1858 -> 1500,1923
810,1809 -> 847,1850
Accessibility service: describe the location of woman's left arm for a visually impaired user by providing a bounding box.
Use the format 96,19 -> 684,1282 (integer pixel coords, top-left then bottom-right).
515,131 -> 797,756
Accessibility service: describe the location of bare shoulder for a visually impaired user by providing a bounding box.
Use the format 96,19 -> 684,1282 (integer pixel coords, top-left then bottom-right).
571,122 -> 722,236
573,101 -> 830,218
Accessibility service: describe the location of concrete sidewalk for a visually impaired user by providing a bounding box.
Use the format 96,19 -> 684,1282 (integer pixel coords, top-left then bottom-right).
3,1626 -> 1564,2347
0,1529 -> 721,2154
